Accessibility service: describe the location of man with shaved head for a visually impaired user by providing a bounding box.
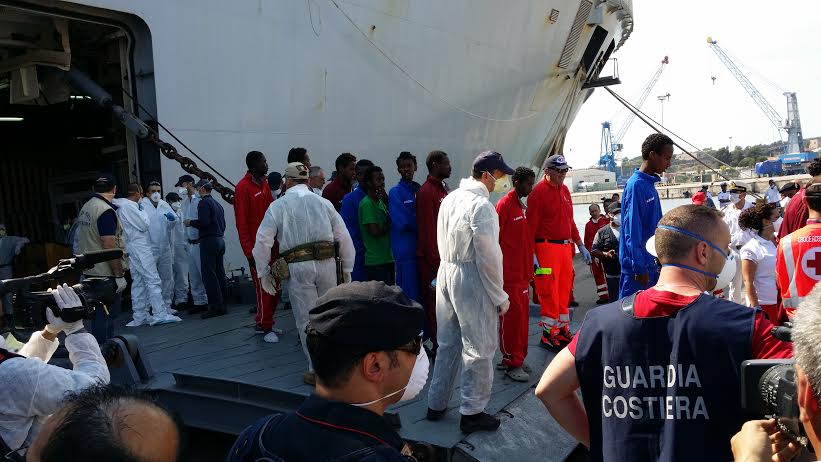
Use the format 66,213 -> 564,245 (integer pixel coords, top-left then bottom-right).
536,204 -> 791,461
26,384 -> 180,462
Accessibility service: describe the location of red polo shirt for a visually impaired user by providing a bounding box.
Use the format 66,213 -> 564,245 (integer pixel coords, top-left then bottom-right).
234,172 -> 272,257
322,177 -> 353,212
527,178 -> 581,242
416,175 -> 448,264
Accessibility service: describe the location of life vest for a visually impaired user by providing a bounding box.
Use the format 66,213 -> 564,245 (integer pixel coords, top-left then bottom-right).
574,293 -> 754,462
776,223 -> 821,316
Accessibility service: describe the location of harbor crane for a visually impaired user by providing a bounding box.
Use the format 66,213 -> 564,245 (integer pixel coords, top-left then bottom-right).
599,56 -> 669,181
707,37 -> 805,156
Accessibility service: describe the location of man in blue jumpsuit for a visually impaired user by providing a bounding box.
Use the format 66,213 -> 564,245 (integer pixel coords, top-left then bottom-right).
340,159 -> 374,282
619,133 -> 673,298
388,152 -> 421,301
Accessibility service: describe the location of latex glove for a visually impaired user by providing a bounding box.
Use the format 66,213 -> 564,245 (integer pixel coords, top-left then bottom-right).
498,299 -> 511,316
164,212 -> 177,222
115,277 -> 127,293
343,272 -> 352,283
45,284 -> 85,335
260,270 -> 277,296
578,245 -> 592,265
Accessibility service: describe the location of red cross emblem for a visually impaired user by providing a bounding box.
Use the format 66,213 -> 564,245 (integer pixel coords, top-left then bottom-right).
801,248 -> 821,281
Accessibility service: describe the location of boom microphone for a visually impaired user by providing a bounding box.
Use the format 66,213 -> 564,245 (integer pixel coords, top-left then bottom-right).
70,249 -> 124,269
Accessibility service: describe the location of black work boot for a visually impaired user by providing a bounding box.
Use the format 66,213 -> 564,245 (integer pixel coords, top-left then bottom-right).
201,306 -> 227,319
188,305 -> 208,314
460,412 -> 501,433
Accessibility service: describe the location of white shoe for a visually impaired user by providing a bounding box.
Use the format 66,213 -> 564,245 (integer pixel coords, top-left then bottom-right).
126,318 -> 149,327
271,327 -> 283,335
263,331 -> 280,343
169,309 -> 178,315
151,314 -> 182,326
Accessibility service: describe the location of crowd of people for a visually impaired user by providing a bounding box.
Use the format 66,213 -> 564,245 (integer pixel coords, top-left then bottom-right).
1,132 -> 821,460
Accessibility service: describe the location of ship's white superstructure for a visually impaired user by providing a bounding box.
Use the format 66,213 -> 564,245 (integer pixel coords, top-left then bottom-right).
0,0 -> 632,269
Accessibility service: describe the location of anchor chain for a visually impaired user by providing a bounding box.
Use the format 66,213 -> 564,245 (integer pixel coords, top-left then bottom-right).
147,131 -> 235,205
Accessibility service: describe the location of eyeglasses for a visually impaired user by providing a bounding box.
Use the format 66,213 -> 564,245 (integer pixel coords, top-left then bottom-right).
395,334 -> 423,356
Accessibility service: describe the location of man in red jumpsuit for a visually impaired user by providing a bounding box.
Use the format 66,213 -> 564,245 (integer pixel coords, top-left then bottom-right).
496,167 -> 536,382
234,151 -> 281,343
527,154 -> 592,350
584,203 -> 611,304
415,150 -> 451,353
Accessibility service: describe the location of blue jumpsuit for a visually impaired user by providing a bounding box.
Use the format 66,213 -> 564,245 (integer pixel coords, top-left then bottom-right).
340,187 -> 367,281
619,170 -> 662,298
388,180 -> 421,301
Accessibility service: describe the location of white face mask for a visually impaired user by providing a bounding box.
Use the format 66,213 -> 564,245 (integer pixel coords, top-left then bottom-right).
171,202 -> 182,211
729,193 -> 741,205
150,192 -> 161,203
772,217 -> 783,235
352,347 -> 429,407
177,188 -> 187,196
611,214 -> 621,227
714,253 -> 737,291
487,172 -> 511,193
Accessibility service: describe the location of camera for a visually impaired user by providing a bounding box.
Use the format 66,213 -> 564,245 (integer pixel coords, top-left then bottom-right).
0,250 -> 122,330
740,324 -> 807,446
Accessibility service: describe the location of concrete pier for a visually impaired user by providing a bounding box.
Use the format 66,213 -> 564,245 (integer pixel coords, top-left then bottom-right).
571,173 -> 811,204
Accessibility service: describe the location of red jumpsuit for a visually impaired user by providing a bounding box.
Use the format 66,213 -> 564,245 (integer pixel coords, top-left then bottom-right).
585,216 -> 611,302
415,175 -> 449,345
235,172 -> 280,331
496,190 -> 533,368
527,178 -> 580,329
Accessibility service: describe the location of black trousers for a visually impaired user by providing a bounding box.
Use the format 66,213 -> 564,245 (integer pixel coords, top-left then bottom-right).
200,236 -> 227,308
365,262 -> 396,286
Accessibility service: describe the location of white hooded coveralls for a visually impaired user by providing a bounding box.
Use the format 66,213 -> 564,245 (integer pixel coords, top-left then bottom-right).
253,184 -> 355,371
139,197 -> 176,307
113,199 -> 171,322
0,331 -> 109,452
170,204 -> 190,304
427,178 -> 508,416
182,194 -> 208,306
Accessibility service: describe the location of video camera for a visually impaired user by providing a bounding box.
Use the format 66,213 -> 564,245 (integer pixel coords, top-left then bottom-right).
0,250 -> 122,330
740,324 -> 808,447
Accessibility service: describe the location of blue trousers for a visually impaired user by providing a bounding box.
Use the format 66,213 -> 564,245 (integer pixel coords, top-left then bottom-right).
351,253 -> 366,282
90,283 -> 120,344
395,257 -> 420,302
619,270 -> 659,299
200,236 -> 227,308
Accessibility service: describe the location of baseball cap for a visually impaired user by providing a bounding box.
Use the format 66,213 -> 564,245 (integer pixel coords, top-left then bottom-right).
308,281 -> 424,351
607,201 -> 621,214
175,174 -> 195,187
194,179 -> 213,190
165,192 -> 182,203
94,173 -> 116,189
543,154 -> 571,171
284,162 -> 310,180
779,181 -> 800,194
691,191 -> 707,205
473,151 -> 514,175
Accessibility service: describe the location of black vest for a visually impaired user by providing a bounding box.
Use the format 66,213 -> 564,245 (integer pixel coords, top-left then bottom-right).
574,293 -> 755,461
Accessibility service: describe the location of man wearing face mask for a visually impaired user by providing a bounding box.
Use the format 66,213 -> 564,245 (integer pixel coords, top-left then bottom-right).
721,180 -> 755,304
591,202 -> 622,302
527,154 -> 592,350
165,192 -> 189,313
176,175 -> 209,314
139,181 -> 177,309
227,282 -> 425,461
535,205 -> 792,462
426,151 -> 512,433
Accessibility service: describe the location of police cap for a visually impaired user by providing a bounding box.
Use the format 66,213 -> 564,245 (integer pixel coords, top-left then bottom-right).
309,281 -> 424,351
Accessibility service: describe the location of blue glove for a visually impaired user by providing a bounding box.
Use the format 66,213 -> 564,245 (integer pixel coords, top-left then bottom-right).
578,245 -> 592,265
164,212 -> 176,222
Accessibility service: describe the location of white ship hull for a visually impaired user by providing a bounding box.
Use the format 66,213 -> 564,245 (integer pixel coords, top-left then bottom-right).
4,0 -> 633,268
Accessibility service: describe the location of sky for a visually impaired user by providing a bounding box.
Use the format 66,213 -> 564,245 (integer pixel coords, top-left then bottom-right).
564,0 -> 821,168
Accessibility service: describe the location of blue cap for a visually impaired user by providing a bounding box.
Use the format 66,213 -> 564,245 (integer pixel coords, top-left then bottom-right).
543,154 -> 571,170
175,174 -> 195,187
94,173 -> 116,188
194,179 -> 213,190
472,150 -> 514,175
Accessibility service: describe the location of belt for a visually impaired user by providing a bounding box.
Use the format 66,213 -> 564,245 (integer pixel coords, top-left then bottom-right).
536,239 -> 572,245
281,241 -> 336,264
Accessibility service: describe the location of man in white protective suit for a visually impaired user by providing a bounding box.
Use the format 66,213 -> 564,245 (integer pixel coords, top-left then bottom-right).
166,191 -> 190,311
114,184 -> 180,326
139,181 -> 177,309
426,151 -> 513,434
0,285 -> 109,457
253,162 -> 355,386
177,174 -> 209,314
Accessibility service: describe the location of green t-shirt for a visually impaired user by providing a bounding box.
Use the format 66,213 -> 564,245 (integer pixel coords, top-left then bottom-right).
358,195 -> 394,265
